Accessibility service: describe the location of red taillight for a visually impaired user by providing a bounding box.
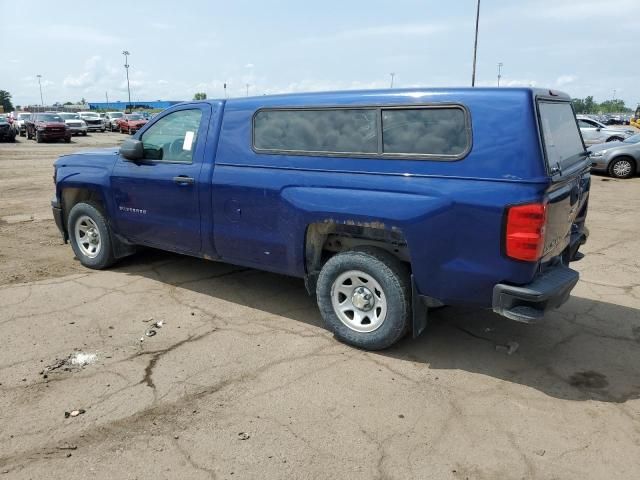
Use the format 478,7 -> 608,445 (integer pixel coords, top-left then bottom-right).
505,203 -> 547,261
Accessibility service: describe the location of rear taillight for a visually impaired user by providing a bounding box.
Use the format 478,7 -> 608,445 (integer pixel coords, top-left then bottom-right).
505,203 -> 547,262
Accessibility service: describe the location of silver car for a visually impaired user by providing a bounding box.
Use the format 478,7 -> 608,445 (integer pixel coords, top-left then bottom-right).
104,111 -> 125,131
576,115 -> 635,145
588,133 -> 640,178
57,112 -> 88,136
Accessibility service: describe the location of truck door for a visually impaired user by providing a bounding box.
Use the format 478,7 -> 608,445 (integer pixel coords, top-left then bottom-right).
111,104 -> 211,254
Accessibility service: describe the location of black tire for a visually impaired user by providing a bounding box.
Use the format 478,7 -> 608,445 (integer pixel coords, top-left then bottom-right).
19,130 -> 25,137
26,129 -> 32,140
316,247 -> 411,350
608,156 -> 635,179
83,132 -> 87,136
120,126 -> 125,134
606,136 -> 624,142
67,202 -> 116,269
64,137 -> 71,143
36,131 -> 43,143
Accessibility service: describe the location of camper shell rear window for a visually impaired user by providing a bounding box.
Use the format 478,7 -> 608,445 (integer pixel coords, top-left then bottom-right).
252,105 -> 471,160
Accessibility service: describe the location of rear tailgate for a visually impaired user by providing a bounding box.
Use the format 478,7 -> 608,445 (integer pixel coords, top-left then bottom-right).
537,100 -> 590,262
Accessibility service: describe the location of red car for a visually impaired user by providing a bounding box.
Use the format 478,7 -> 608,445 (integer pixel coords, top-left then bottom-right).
25,113 -> 71,143
116,114 -> 147,134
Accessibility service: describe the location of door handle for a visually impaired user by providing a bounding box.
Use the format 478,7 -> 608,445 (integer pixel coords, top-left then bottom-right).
173,176 -> 194,185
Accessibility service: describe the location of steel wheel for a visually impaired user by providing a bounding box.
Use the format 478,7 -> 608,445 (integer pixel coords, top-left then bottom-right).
331,270 -> 388,333
74,215 -> 102,258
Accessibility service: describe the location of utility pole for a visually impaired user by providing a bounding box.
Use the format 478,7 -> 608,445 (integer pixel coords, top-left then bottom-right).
246,84 -> 249,97
389,72 -> 395,89
122,50 -> 132,112
36,74 -> 44,107
471,0 -> 481,87
105,91 -> 109,108
497,62 -> 503,87
612,89 -> 616,100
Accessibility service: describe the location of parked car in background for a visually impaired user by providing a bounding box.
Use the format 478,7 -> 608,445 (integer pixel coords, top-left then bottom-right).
12,112 -> 31,136
115,113 -> 147,134
0,115 -> 17,142
57,112 -> 88,136
104,111 -> 125,131
25,112 -> 71,143
78,111 -> 106,132
52,88 -> 590,350
576,115 -> 634,145
588,133 -> 640,179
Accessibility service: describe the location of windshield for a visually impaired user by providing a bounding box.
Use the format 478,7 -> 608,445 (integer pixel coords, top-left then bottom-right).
126,114 -> 143,120
39,114 -> 64,122
538,102 -> 586,173
0,117 -> 7,124
623,133 -> 640,144
18,113 -> 31,120
110,112 -> 124,118
58,113 -> 80,120
80,112 -> 99,118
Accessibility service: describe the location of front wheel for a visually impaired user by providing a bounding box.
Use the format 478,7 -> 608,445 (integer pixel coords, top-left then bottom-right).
316,247 -> 411,350
609,157 -> 635,179
67,202 -> 115,269
606,136 -> 624,142
36,131 -> 43,143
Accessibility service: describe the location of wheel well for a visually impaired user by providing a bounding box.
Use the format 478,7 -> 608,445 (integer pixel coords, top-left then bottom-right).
61,188 -> 106,223
305,221 -> 409,279
606,136 -> 624,142
610,155 -> 637,173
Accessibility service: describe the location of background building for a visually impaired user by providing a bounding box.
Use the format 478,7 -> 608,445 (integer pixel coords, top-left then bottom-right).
87,100 -> 184,111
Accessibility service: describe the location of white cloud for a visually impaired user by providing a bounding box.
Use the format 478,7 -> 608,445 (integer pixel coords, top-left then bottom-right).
306,23 -> 449,43
556,75 -> 577,87
245,63 -> 254,69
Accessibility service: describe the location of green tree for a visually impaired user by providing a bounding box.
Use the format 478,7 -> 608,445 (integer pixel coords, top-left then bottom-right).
572,98 -> 586,113
584,96 -> 595,114
63,102 -> 73,105
193,92 -> 207,100
0,90 -> 14,112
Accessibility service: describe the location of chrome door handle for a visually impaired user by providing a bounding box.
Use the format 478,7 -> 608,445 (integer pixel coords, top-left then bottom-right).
172,176 -> 194,185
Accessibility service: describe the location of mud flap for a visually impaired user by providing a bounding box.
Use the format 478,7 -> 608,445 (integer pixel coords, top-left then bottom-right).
411,274 -> 428,338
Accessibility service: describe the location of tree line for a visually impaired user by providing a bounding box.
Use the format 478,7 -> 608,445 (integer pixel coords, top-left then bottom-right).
572,96 -> 632,114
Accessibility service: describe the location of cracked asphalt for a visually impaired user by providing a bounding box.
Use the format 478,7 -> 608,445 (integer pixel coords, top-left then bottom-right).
1,133 -> 639,479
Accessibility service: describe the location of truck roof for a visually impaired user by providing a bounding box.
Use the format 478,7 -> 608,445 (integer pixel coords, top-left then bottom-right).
188,87 -> 570,109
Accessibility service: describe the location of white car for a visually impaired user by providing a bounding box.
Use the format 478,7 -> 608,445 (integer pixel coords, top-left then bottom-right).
57,112 -> 88,136
104,111 -> 125,131
576,115 -> 634,145
78,111 -> 105,132
12,112 -> 32,136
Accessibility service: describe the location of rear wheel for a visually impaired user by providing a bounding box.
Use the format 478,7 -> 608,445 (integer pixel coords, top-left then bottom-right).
606,136 -> 624,142
316,247 -> 411,350
608,157 -> 635,179
67,202 -> 115,269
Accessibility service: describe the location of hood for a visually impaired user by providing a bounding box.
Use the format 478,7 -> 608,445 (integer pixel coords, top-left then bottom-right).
588,142 -> 622,152
127,120 -> 147,126
588,141 -> 639,154
54,147 -> 120,169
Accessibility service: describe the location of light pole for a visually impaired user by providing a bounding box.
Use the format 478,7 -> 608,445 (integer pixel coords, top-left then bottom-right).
122,50 -> 132,112
36,74 -> 44,107
471,0 -> 481,87
390,72 -> 395,89
497,62 -> 503,87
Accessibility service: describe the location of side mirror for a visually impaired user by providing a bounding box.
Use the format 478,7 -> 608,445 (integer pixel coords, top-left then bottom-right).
120,138 -> 144,161
596,127 -> 601,132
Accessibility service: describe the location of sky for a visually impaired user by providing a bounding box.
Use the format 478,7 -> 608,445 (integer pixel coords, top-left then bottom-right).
1,0 -> 638,107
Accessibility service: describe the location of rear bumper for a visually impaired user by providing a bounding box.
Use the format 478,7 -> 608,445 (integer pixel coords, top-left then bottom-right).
492,265 -> 578,323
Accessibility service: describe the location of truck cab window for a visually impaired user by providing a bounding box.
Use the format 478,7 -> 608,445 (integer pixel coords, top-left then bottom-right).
141,109 -> 203,163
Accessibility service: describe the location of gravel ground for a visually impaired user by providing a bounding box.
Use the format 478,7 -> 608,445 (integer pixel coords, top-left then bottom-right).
0,132 -> 639,479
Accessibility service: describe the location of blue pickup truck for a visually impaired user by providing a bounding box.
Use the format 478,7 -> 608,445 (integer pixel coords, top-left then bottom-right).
52,88 -> 589,350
